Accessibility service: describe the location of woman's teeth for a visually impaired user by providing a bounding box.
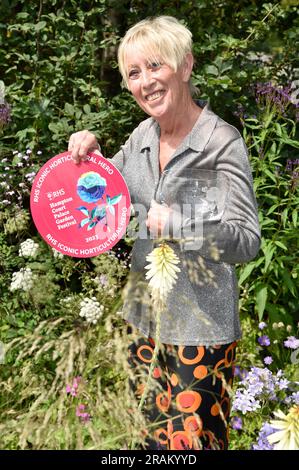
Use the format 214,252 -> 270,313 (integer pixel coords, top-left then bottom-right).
146,91 -> 164,101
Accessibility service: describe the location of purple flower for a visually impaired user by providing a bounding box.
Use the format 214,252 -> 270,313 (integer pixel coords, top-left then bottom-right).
258,322 -> 267,330
232,367 -> 290,415
231,416 -> 243,430
254,81 -> 298,118
258,335 -> 270,346
284,336 -> 299,349
233,365 -> 248,379
0,101 -> 11,128
76,404 -> 91,423
253,423 -> 275,450
264,356 -> 273,365
290,392 -> 299,405
232,389 -> 261,414
66,376 -> 82,397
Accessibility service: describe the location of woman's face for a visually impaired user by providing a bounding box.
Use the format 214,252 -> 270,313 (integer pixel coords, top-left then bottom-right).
125,48 -> 191,122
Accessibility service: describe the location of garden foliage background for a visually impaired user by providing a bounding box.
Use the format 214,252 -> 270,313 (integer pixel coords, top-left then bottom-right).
0,0 -> 298,450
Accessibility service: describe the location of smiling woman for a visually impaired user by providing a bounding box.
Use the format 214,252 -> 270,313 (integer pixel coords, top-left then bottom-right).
68,15 -> 261,451
117,16 -> 200,139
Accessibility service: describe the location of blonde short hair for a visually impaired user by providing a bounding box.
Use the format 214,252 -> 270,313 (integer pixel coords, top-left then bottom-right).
118,16 -> 199,95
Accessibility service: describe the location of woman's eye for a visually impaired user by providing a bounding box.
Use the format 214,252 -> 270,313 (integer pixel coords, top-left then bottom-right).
129,70 -> 139,78
150,62 -> 162,69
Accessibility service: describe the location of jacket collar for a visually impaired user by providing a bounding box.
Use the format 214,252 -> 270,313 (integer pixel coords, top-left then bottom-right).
140,98 -> 218,153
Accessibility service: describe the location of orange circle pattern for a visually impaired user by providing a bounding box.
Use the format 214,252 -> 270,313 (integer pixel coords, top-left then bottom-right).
130,338 -> 237,450
178,346 -> 205,365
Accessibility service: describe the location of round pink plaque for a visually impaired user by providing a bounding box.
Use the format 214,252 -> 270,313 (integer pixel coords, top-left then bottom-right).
30,151 -> 131,258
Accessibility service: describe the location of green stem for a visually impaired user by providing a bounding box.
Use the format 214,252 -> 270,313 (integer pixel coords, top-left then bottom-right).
130,298 -> 163,450
138,298 -> 162,412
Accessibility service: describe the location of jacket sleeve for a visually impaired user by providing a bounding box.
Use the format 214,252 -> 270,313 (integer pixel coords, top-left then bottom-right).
167,132 -> 261,265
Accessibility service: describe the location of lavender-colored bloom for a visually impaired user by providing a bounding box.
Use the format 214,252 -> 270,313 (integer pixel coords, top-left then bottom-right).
0,101 -> 11,127
231,416 -> 243,430
285,392 -> 299,406
232,389 -> 261,414
252,423 -> 275,450
258,335 -> 270,346
284,336 -> 299,349
264,356 -> 273,365
233,365 -> 248,379
276,378 -> 290,391
290,392 -> 299,405
232,367 -> 290,415
259,322 -> 267,330
254,81 -> 297,117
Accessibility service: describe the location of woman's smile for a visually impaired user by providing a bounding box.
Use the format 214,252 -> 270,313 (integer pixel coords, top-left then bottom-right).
145,89 -> 166,102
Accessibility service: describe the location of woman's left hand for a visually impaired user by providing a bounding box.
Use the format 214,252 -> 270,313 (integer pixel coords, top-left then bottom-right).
146,199 -> 172,237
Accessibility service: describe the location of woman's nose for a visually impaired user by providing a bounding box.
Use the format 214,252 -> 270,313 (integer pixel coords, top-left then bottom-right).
141,69 -> 155,88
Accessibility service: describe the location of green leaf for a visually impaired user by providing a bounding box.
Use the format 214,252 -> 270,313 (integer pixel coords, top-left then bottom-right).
263,243 -> 276,271
16,12 -> 30,19
281,270 -> 296,297
206,65 -> 218,76
279,136 -> 299,148
292,210 -> 298,227
83,104 -> 91,114
35,21 -> 47,31
264,169 -> 277,183
281,209 -> 288,228
267,204 -> 280,215
274,240 -> 288,251
238,263 -> 256,286
256,285 -> 268,321
65,103 -> 74,115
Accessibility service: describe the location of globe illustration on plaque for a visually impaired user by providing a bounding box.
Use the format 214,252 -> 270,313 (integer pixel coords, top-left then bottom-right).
77,171 -> 107,203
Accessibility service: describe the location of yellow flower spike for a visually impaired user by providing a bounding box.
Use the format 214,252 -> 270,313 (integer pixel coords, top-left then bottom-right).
267,405 -> 299,450
134,242 -> 181,433
145,243 -> 181,303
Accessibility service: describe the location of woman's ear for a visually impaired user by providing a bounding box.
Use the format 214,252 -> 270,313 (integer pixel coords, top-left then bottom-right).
182,52 -> 194,83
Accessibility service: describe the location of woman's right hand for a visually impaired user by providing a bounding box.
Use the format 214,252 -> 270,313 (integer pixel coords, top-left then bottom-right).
68,130 -> 101,164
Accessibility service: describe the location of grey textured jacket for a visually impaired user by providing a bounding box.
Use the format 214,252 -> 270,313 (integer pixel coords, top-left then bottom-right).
110,99 -> 261,346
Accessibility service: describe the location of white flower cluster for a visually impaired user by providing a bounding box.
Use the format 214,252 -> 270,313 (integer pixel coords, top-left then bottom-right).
10,267 -> 33,291
19,238 -> 39,258
60,295 -> 74,306
52,247 -> 64,259
79,297 -> 104,324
